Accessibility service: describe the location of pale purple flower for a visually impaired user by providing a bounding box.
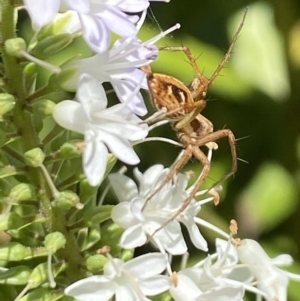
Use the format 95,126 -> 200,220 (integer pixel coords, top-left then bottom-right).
53,73 -> 148,186
65,253 -> 171,301
24,0 -> 167,52
60,23 -> 180,116
109,165 -> 208,255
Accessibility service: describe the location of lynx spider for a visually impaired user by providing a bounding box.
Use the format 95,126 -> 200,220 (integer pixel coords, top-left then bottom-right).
141,9 -> 248,234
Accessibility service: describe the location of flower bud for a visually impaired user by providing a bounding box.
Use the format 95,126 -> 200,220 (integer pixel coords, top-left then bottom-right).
86,254 -> 108,273
0,266 -> 31,285
33,99 -> 56,117
60,140 -> 84,159
28,261 -> 66,289
32,34 -> 74,59
0,212 -> 25,231
5,38 -> 26,57
83,205 -> 113,226
0,93 -> 15,115
8,183 -> 35,202
51,190 -> 83,210
24,148 -> 45,167
37,11 -> 76,40
44,232 -> 66,253
0,242 -> 31,261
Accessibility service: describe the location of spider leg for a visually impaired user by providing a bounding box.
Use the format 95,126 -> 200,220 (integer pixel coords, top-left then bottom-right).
141,144 -> 193,211
208,8 -> 248,86
149,146 -> 212,238
149,129 -> 237,237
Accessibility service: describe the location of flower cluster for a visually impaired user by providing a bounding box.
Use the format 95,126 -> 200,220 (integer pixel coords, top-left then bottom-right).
0,1 -> 299,301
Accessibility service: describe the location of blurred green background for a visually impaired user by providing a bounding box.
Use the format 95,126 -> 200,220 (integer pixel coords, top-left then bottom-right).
136,0 -> 300,298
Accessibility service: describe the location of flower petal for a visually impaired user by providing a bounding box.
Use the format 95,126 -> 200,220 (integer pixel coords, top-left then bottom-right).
24,0 -> 60,28
65,275 -> 115,301
53,100 -> 87,134
83,134 -> 108,186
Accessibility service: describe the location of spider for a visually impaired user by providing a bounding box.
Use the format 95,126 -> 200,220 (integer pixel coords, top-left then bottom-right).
141,9 -> 248,232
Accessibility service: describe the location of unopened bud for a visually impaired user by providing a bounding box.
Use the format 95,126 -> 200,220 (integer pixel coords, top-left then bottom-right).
5,38 -> 26,57
32,34 -> 74,59
0,242 -> 31,261
51,190 -> 83,210
33,99 -> 56,117
28,261 -> 66,289
44,232 -> 66,253
9,183 -> 35,202
0,266 -> 31,285
0,212 -> 24,231
0,93 -> 15,115
60,140 -> 84,159
86,254 -> 108,273
24,148 -> 45,167
83,205 -> 113,226
37,11 -> 76,40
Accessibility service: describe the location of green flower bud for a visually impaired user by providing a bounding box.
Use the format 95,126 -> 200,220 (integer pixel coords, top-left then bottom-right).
0,93 -> 15,115
33,99 -> 56,117
51,190 -> 83,210
37,11 -> 76,40
32,34 -> 74,59
0,165 -> 18,179
0,242 -> 31,261
28,261 -> 66,289
23,63 -> 37,94
8,183 -> 35,202
44,232 -> 66,253
0,212 -> 25,231
24,148 -> 45,167
0,266 -> 31,285
121,249 -> 134,262
5,38 -> 26,57
18,288 -> 64,301
86,254 -> 108,273
60,140 -> 84,159
83,205 -> 113,226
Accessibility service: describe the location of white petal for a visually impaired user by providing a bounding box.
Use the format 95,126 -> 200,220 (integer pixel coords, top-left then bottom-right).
183,219 -> 208,251
98,6 -> 137,37
111,202 -> 137,228
124,253 -> 168,278
109,173 -> 138,202
169,272 -> 202,301
115,284 -> 143,301
120,224 -> 147,248
199,284 -> 245,301
77,74 -> 107,113
66,0 -> 90,13
112,79 -> 147,116
83,136 -> 107,186
99,131 -> 140,165
24,0 -> 60,28
138,275 -> 170,295
53,100 -> 87,134
65,275 -> 115,301
80,13 -> 110,53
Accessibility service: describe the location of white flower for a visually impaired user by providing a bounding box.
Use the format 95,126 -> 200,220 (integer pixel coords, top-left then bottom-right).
109,165 -> 208,255
170,239 -> 245,301
53,73 -> 148,186
64,253 -> 171,301
237,239 -> 300,301
24,0 -> 161,52
60,23 -> 179,115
